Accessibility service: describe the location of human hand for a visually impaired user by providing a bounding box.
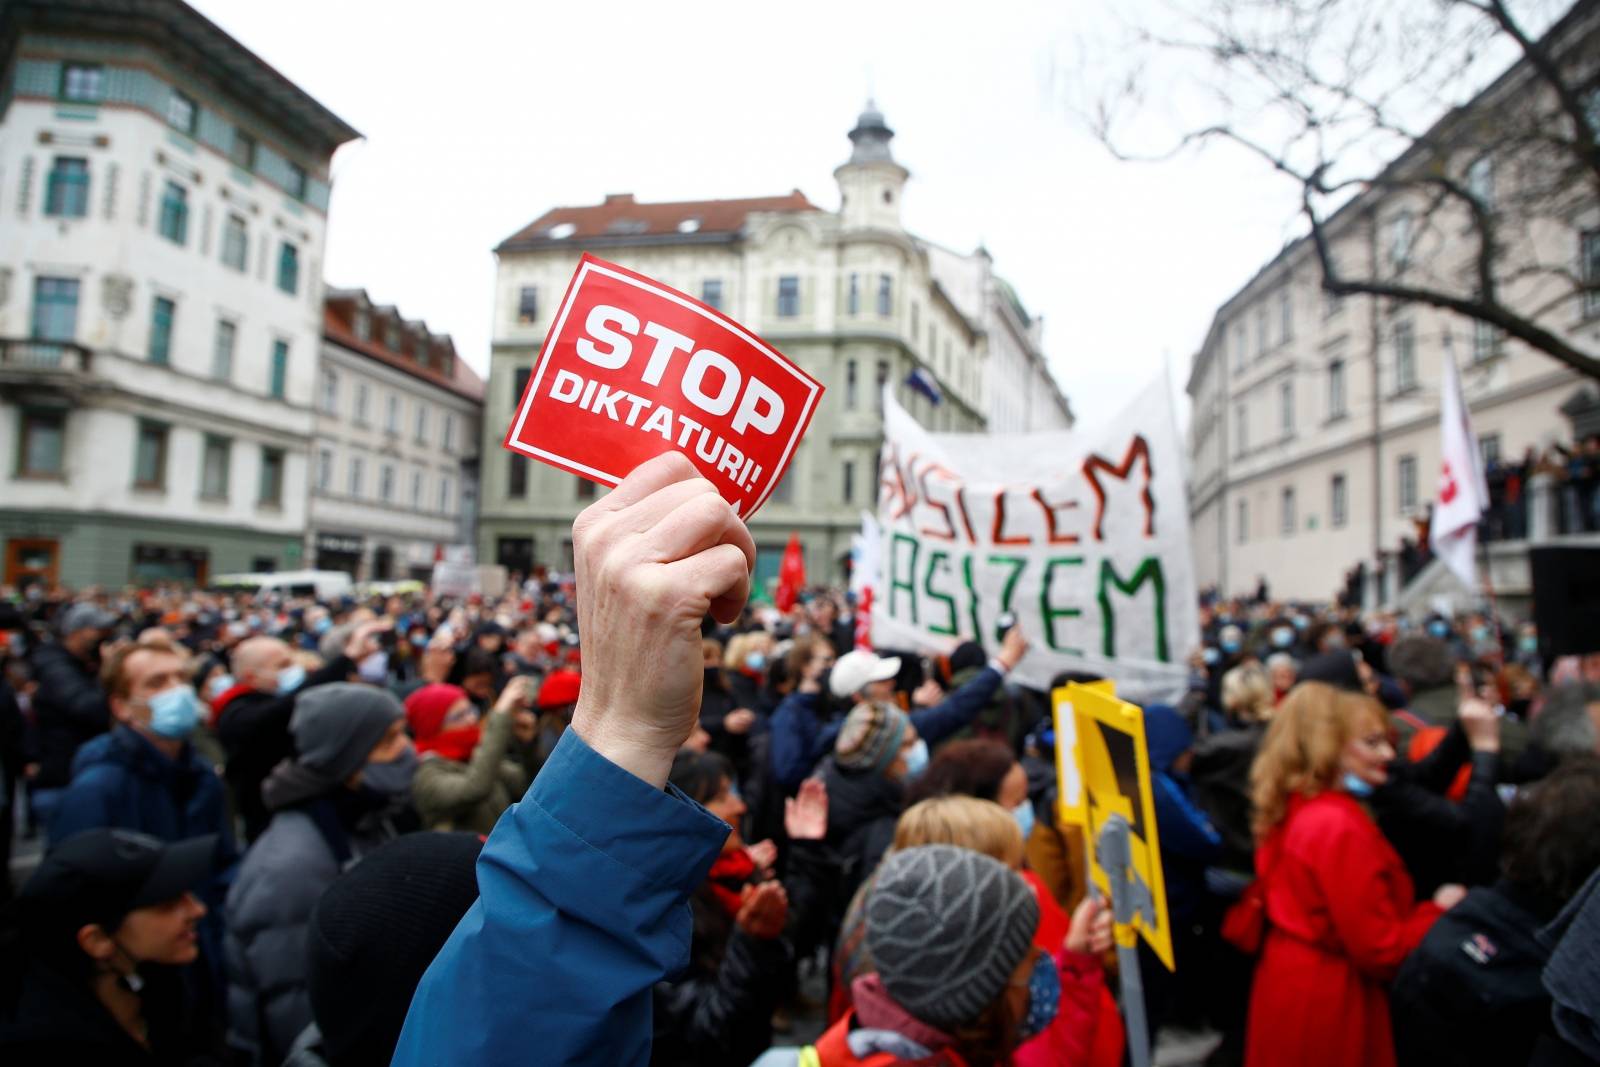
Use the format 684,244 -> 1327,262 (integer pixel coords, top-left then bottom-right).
1458,696 -> 1501,753
494,676 -> 535,716
725,708 -> 757,735
747,839 -> 779,873
736,881 -> 788,940
1066,896 -> 1114,956
1433,884 -> 1468,910
344,619 -> 392,661
997,624 -> 1029,671
784,777 -> 829,841
568,454 -> 755,788
911,679 -> 944,708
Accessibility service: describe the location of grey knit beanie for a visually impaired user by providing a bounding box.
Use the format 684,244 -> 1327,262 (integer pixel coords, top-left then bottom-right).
864,844 -> 1040,1032
291,683 -> 404,781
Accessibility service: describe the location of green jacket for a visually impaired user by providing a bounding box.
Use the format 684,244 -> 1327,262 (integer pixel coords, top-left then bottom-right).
410,709 -> 533,834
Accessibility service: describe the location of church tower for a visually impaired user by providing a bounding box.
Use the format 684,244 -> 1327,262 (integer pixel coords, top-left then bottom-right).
834,101 -> 909,232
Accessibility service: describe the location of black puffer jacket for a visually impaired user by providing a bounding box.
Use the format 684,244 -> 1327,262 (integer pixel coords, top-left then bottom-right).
819,756 -> 903,903
27,642 -> 108,788
650,888 -> 790,1067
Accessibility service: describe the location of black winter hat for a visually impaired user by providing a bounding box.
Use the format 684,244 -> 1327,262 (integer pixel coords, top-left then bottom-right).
307,831 -> 484,1067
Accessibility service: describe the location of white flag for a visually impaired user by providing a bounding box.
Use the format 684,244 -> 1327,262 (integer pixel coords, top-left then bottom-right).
1430,352 -> 1489,587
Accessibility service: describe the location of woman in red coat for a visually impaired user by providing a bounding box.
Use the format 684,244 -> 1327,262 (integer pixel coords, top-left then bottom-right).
1244,682 -> 1466,1067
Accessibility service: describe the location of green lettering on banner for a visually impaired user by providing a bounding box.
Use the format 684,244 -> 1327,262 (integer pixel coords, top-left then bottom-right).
923,550 -> 958,635
1039,556 -> 1085,653
962,553 -> 981,641
889,533 -> 921,623
988,554 -> 1027,644
1098,557 -> 1169,661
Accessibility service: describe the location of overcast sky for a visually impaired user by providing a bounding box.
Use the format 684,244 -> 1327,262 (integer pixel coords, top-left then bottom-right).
192,0 -> 1318,433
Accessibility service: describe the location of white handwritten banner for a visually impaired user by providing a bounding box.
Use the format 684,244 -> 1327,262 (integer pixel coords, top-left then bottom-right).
871,375 -> 1198,704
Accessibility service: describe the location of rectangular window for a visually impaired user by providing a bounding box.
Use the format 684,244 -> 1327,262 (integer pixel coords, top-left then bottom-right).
354,383 -> 370,424
1480,433 -> 1502,468
1256,306 -> 1269,356
1279,288 -> 1293,344
269,340 -> 288,399
158,181 -> 188,245
1234,324 -> 1247,371
842,460 -> 855,504
1583,230 -> 1600,318
317,448 -> 332,492
19,411 -> 65,478
513,368 -> 532,414
1398,454 -> 1418,512
1467,156 -> 1494,210
386,323 -> 400,350
1280,380 -> 1294,437
517,286 -> 539,324
148,297 -> 175,365
348,456 -> 365,497
1328,359 -> 1347,419
910,302 -> 920,337
575,476 -> 596,502
509,454 -> 528,498
320,369 -> 339,415
1236,499 -> 1248,544
877,274 -> 892,316
1281,487 -> 1296,535
1390,209 -> 1413,271
701,279 -> 723,311
385,393 -> 400,433
847,273 -> 860,315
221,214 -> 248,271
45,157 -> 89,218
59,63 -> 104,102
1394,321 -> 1417,392
200,435 -> 231,500
439,474 -> 454,513
846,359 -> 858,410
230,130 -> 257,171
1331,473 -> 1348,528
1234,401 -> 1248,456
285,162 -> 307,201
166,89 -> 196,134
277,242 -> 300,295
777,276 -> 800,317
411,469 -> 424,507
212,319 -> 236,381
132,425 -> 168,492
443,413 -> 456,452
259,448 -> 285,506
30,278 -> 80,343
353,310 -> 371,342
378,463 -> 395,504
876,359 -> 889,412
414,404 -> 428,443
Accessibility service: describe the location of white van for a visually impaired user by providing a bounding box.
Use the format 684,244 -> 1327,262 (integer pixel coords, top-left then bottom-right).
211,569 -> 353,600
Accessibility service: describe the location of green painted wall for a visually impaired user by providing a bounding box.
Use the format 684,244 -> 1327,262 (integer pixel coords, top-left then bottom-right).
1,509 -> 303,586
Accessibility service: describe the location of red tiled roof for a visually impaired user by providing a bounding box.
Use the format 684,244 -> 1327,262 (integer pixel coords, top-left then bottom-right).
322,304 -> 484,403
497,190 -> 820,250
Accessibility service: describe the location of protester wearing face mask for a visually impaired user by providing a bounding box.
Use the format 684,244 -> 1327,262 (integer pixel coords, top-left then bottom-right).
406,677 -> 536,834
212,627 -> 380,844
225,683 -> 413,1064
817,700 -> 933,903
723,630 -> 775,714
28,601 -> 117,795
0,829 -> 224,1063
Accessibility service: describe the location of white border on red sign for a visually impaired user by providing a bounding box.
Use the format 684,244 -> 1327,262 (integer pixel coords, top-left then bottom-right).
505,258 -> 822,519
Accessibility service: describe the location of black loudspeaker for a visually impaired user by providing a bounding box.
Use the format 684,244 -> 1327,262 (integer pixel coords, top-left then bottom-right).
1529,547 -> 1600,658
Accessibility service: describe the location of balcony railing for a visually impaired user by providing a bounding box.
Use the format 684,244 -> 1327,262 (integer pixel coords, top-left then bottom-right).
0,338 -> 93,373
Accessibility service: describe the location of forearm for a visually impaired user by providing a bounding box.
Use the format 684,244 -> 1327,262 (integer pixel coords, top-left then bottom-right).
910,666 -> 1003,746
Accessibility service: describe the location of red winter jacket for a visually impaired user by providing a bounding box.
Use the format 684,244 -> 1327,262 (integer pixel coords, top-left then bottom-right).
1245,791 -> 1442,1067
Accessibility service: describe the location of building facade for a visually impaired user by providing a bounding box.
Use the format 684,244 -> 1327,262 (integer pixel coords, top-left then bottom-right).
479,104 -> 1072,591
0,0 -> 357,588
1186,5 -> 1600,603
310,290 -> 483,581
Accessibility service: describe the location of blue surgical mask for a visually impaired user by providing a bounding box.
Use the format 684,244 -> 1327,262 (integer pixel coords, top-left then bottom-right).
1292,616 -> 1310,631
313,616 -> 332,635
1221,639 -> 1241,655
1471,626 -> 1490,644
901,738 -> 929,780
745,652 -> 767,671
1343,772 -> 1376,798
1427,620 -> 1451,639
362,744 -> 417,796
277,664 -> 306,696
1202,647 -> 1221,666
1272,629 -> 1294,649
358,652 -> 389,685
1017,953 -> 1061,1042
1519,635 -> 1538,654
148,685 -> 200,739
1012,798 -> 1035,841
206,674 -> 235,701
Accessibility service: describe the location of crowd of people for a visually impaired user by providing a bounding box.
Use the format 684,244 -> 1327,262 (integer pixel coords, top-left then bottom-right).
0,452 -> 1596,1066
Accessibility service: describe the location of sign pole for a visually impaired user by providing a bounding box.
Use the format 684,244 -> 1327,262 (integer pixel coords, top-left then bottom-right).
1098,813 -> 1152,1067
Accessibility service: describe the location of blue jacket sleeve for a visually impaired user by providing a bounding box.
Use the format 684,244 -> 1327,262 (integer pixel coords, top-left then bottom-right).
1152,774 -> 1224,861
910,667 -> 1004,747
769,692 -> 821,793
391,728 -> 728,1067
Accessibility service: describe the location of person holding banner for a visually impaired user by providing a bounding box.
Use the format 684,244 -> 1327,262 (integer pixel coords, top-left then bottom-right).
1243,682 -> 1465,1067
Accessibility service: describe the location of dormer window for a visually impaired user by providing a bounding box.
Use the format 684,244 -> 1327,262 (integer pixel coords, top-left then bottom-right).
386,323 -> 400,350
353,310 -> 371,342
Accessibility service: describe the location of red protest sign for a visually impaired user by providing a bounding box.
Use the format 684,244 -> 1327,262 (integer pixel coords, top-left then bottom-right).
503,254 -> 823,519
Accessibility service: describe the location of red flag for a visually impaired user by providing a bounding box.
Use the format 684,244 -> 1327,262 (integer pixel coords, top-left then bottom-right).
854,587 -> 873,651
775,534 -> 806,612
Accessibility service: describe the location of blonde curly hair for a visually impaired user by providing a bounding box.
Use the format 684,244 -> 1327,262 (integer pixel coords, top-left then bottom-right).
1249,682 -> 1389,841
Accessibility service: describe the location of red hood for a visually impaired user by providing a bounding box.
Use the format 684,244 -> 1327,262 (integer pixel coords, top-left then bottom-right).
209,682 -> 258,727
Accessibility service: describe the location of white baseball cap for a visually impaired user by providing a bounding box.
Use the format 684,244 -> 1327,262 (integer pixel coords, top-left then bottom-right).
829,649 -> 902,699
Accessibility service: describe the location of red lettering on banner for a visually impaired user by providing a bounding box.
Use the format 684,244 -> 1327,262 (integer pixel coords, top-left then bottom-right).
1082,436 -> 1155,542
1032,487 -> 1081,545
991,489 -> 1032,546
502,255 -> 822,518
